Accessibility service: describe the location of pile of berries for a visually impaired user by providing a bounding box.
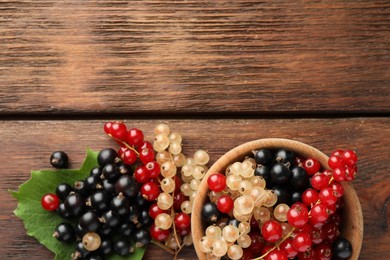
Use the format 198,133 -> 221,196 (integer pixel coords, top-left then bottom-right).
200,148 -> 357,260
41,122 -> 210,259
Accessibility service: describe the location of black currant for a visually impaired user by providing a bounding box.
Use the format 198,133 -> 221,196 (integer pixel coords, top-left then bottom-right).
114,238 -> 132,256
110,193 -> 130,217
135,191 -> 150,208
84,175 -> 100,191
115,175 -> 139,198
254,149 -> 273,166
98,238 -> 113,255
201,202 -> 222,224
73,180 -> 88,196
272,186 -> 291,205
102,164 -> 120,182
99,224 -> 114,237
139,208 -> 153,227
72,241 -> 91,259
98,148 -> 120,167
90,167 -> 102,178
101,210 -> 121,228
102,179 -> 115,195
227,218 -> 240,228
118,222 -> 136,237
89,190 -> 111,213
53,223 -> 75,243
117,162 -> 133,175
270,163 -> 291,185
133,228 -> 151,247
290,190 -> 303,205
275,149 -> 295,167
50,151 -> 69,169
290,166 -> 309,190
332,238 -> 352,259
64,192 -> 85,217
57,203 -> 71,219
128,204 -> 140,224
75,224 -> 87,239
255,165 -> 272,188
79,211 -> 101,232
86,254 -> 104,260
55,183 -> 73,201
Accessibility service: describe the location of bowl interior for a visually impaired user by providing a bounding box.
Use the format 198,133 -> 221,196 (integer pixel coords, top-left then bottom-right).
191,138 -> 363,260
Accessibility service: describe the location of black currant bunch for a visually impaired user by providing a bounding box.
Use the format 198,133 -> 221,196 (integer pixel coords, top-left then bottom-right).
45,148 -> 153,259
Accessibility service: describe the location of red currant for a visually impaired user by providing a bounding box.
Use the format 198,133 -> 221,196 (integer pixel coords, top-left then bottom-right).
262,244 -> 276,256
41,193 -> 60,211
293,232 -> 312,252
330,149 -> 343,157
297,248 -> 316,260
303,158 -> 321,175
145,161 -> 161,179
329,182 -> 344,198
341,150 -> 357,167
150,224 -> 170,241
173,175 -> 182,192
328,212 -> 342,227
345,166 -> 356,181
332,167 -> 346,182
173,192 -> 188,211
287,202 -> 309,228
177,227 -> 191,236
326,202 -> 337,215
314,243 -> 332,260
248,231 -> 265,252
125,128 -> 144,146
310,172 -> 330,190
207,173 -> 226,192
137,141 -> 153,152
216,195 -> 234,213
261,220 -> 282,242
242,248 -> 255,260
310,203 -> 329,224
322,223 -> 339,242
297,223 -> 313,234
265,249 -> 288,260
302,188 -> 319,207
139,147 -> 155,164
149,203 -> 168,219
134,165 -> 150,183
141,181 -> 160,201
311,227 -> 325,245
103,122 -> 112,134
279,237 -> 298,258
328,155 -> 345,170
319,187 -> 338,206
174,212 -> 191,230
118,147 -> 137,165
110,122 -> 127,140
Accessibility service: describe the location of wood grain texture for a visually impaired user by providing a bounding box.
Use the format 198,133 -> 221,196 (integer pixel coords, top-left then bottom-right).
1,0 -> 390,115
1,119 -> 389,259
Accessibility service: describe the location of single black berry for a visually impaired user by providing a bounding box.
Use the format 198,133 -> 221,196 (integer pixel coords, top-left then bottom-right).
275,149 -> 295,167
99,224 -> 114,237
128,204 -> 140,224
110,193 -> 130,217
86,254 -> 105,260
272,186 -> 291,205
98,148 -> 120,166
135,191 -> 150,208
73,180 -> 88,196
84,175 -> 100,191
72,241 -> 91,259
117,162 -> 133,175
114,238 -> 131,256
290,166 -> 309,190
64,192 -> 85,217
50,151 -> 69,169
118,222 -> 136,237
139,208 -> 153,227
98,238 -> 113,255
101,210 -> 121,228
55,183 -> 73,201
102,179 -> 116,195
115,175 -> 139,198
332,237 -> 352,259
133,228 -> 151,247
227,218 -> 240,228
89,190 -> 111,213
53,223 -> 75,243
102,164 -> 120,182
255,165 -> 271,188
290,190 -> 303,205
270,163 -> 291,185
90,167 -> 102,178
202,202 -> 222,224
57,203 -> 71,218
254,149 -> 273,166
79,211 -> 101,232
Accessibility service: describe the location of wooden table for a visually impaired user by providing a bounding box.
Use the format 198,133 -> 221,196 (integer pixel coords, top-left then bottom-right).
1,1 -> 389,259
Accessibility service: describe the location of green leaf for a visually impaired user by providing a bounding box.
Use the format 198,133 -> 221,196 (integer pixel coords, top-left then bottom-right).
11,149 -> 145,260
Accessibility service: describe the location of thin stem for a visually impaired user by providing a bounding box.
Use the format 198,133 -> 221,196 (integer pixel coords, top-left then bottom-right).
151,240 -> 176,255
108,134 -> 140,156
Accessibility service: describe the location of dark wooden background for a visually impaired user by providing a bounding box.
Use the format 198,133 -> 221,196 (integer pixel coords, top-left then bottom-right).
1,1 -> 389,259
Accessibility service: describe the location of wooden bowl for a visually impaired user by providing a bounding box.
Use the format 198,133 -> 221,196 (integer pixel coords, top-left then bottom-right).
192,138 -> 363,260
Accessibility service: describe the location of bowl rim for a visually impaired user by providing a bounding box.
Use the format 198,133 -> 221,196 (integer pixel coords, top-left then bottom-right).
191,138 -> 363,260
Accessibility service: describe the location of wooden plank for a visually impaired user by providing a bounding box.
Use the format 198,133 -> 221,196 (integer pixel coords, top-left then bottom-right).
0,118 -> 389,259
1,1 -> 390,115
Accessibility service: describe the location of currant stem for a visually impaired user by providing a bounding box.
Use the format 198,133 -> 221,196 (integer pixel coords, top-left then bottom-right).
251,228 -> 296,260
108,134 -> 140,156
151,240 -> 176,255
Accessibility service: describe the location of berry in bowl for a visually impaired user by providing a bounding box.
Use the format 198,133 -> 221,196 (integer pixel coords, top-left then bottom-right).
191,138 -> 363,260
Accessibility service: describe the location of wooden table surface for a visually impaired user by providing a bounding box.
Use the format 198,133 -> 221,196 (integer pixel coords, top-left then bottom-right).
1,1 -> 390,259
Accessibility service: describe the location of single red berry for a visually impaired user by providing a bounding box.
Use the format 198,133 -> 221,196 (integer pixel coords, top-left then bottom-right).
216,195 -> 234,213
261,220 -> 282,242
110,122 -> 127,140
261,244 -> 276,256
103,122 -> 113,134
323,170 -> 333,177
330,149 -> 344,157
297,223 -> 313,234
279,237 -> 298,258
328,212 -> 342,226
287,202 -> 309,228
314,243 -> 332,260
177,227 -> 191,236
207,173 -> 226,192
150,224 -> 170,241
311,172 -> 331,191
248,231 -> 265,252
341,150 -> 357,167
297,248 -> 316,260
149,203 -> 168,219
322,223 -> 339,242
303,158 -> 321,175
174,212 -> 191,230
302,188 -> 319,207
139,147 -> 155,164
250,216 -> 260,231
41,193 -> 60,211
329,182 -> 344,198
145,161 -> 161,179
173,192 -> 188,211
134,165 -> 150,183
173,175 -> 182,192
265,249 -> 288,260
311,227 -> 325,245
118,147 -> 137,165
326,202 -> 337,215
141,181 -> 160,201
319,187 -> 338,206
293,232 -> 312,252
126,128 -> 144,147
242,248 -> 255,260
335,197 -> 345,211
137,141 -> 153,152
332,167 -> 346,182
310,203 -> 329,224
328,155 -> 345,170
345,166 -> 356,181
